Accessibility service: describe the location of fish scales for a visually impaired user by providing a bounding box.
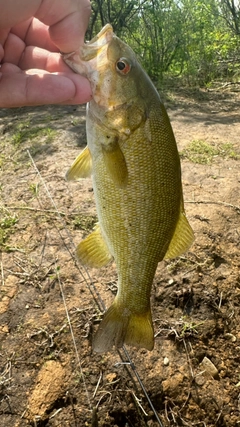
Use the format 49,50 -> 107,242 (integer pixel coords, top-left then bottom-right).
63,24 -> 194,352
91,108 -> 180,301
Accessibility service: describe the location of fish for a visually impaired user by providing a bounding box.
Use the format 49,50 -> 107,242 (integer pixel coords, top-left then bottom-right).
63,24 -> 194,353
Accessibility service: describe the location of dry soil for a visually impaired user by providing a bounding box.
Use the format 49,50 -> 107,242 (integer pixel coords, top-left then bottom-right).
0,86 -> 240,427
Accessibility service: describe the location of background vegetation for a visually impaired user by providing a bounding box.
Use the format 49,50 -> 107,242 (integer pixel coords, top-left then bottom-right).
87,0 -> 240,86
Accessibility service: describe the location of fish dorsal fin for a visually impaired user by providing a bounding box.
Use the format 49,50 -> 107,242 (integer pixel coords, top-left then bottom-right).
164,203 -> 194,260
65,146 -> 92,181
76,223 -> 113,268
102,139 -> 128,188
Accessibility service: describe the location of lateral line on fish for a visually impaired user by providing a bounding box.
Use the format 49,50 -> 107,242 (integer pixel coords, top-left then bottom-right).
27,150 -> 164,427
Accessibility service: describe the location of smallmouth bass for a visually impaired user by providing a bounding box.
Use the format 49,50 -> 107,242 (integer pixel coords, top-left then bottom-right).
63,24 -> 194,353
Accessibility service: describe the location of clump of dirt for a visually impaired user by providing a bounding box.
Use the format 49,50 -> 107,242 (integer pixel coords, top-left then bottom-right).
0,88 -> 240,426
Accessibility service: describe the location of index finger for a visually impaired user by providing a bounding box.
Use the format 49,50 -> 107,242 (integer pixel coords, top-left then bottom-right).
0,0 -> 91,52
36,0 -> 92,52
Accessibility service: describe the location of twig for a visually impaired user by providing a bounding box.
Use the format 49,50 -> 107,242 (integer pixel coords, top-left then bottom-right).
28,323 -> 68,347
38,231 -> 49,271
208,81 -> 240,92
93,371 -> 102,399
4,204 -> 96,218
49,408 -> 62,419
131,391 -> 148,416
186,200 -> 240,213
182,339 -> 194,380
218,291 -> 223,309
0,256 -> 4,287
1,205 -> 67,216
55,264 -> 92,411
96,392 -> 112,408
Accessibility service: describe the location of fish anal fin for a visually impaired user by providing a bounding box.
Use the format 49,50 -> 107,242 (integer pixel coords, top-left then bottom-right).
66,146 -> 92,181
164,210 -> 194,260
93,300 -> 154,353
102,140 -> 128,188
76,224 -> 112,268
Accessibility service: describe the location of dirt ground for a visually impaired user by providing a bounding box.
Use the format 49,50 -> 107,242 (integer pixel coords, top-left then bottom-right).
0,87 -> 240,427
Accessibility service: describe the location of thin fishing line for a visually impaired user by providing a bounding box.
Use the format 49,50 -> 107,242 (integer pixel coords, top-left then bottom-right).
55,263 -> 92,411
121,346 -> 164,427
27,150 -> 94,414
27,149 -> 164,427
27,150 -> 105,312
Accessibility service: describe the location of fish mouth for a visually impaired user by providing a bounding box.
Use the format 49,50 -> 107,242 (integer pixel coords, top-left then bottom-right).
62,24 -> 114,76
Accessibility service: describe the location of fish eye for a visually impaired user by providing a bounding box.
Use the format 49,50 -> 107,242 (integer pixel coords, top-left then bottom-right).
116,58 -> 131,75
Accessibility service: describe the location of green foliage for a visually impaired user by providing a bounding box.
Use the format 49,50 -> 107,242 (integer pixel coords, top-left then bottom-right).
12,123 -> 56,146
180,0 -> 240,84
179,317 -> 204,338
1,214 -> 18,229
90,0 -> 240,85
71,214 -> 97,231
0,210 -> 18,247
180,140 -> 219,164
219,142 -> 240,160
29,183 -> 39,198
180,140 -> 240,164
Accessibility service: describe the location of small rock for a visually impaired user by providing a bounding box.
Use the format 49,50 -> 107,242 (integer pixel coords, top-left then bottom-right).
163,357 -> 169,366
199,356 -> 218,379
225,333 -> 237,342
194,374 -> 205,386
105,372 -> 117,383
28,360 -> 68,419
0,324 -> 9,333
0,275 -> 18,314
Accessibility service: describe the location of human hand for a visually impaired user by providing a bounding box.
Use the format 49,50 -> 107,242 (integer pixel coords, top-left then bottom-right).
0,0 -> 92,108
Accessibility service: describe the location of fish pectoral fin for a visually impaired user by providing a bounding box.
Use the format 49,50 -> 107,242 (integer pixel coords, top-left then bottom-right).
65,146 -> 92,181
76,223 -> 113,268
102,139 -> 128,188
164,210 -> 194,260
93,301 -> 154,353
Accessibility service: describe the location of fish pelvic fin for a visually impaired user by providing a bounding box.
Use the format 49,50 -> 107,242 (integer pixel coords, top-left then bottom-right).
93,300 -> 154,353
76,223 -> 113,268
164,202 -> 194,260
66,146 -> 92,181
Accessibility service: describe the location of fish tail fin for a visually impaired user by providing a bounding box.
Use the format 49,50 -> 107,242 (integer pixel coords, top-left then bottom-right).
125,309 -> 154,350
93,300 -> 154,353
